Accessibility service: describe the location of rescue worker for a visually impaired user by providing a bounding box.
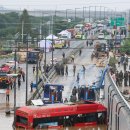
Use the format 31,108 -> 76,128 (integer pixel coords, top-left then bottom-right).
72,86 -> 77,96
71,54 -> 74,63
18,78 -> 21,89
65,65 -> 68,76
33,65 -> 35,74
6,88 -> 10,103
30,81 -> 33,92
73,64 -> 76,76
64,98 -> 68,103
22,71 -> 25,82
119,70 -> 123,86
79,49 -> 82,56
62,52 -> 65,58
124,71 -> 128,87
77,73 -> 80,83
86,40 -> 89,46
128,71 -> 130,87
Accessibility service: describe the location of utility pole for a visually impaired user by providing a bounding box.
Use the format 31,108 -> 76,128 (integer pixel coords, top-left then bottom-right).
25,34 -> 28,105
13,49 -> 17,127
21,21 -> 24,44
104,7 -> 106,20
128,10 -> 130,37
100,6 -> 102,20
89,6 -> 91,22
83,7 -> 85,23
95,6 -> 96,21
51,15 -> 54,67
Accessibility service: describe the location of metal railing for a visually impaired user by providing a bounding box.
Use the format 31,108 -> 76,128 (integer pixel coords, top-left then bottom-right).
105,70 -> 130,130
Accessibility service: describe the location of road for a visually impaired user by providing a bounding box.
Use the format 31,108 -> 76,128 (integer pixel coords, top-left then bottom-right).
0,39 -> 107,130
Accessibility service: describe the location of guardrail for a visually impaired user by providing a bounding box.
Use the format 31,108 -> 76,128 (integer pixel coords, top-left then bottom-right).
27,41 -> 85,105
105,69 -> 130,130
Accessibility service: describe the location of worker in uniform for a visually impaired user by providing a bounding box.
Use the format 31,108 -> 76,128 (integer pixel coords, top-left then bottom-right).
73,64 -> 76,76
65,65 -> 68,76
124,71 -> 128,87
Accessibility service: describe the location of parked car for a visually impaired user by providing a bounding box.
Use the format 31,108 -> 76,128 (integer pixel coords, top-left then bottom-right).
5,61 -> 18,68
98,33 -> 104,39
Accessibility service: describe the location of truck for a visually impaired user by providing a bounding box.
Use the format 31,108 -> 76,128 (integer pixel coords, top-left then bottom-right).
27,51 -> 43,64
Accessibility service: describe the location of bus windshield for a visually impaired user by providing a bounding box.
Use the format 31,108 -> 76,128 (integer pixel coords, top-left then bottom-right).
16,116 -> 28,125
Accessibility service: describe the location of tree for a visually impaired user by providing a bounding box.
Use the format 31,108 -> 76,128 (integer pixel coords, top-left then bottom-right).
18,9 -> 32,42
120,39 -> 130,55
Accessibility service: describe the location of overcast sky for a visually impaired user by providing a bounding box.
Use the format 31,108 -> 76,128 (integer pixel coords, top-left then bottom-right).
0,0 -> 130,11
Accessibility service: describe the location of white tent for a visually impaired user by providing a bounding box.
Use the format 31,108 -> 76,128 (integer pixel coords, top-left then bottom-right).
58,30 -> 71,39
38,40 -> 52,52
46,34 -> 58,40
58,30 -> 70,35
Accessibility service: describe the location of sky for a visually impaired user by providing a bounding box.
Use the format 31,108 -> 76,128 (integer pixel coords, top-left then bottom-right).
0,0 -> 130,11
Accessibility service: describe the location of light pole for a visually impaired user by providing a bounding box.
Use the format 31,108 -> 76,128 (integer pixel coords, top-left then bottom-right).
95,6 -> 96,21
25,34 -> 30,105
51,15 -> 54,67
83,7 -> 86,23
100,6 -> 102,20
66,9 -> 72,20
89,6 -> 91,22
75,8 -> 80,21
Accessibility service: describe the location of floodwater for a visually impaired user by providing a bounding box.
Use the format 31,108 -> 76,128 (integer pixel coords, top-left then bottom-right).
16,125 -> 107,130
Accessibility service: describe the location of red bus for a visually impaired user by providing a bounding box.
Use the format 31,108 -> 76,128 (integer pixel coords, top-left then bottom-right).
15,101 -> 107,129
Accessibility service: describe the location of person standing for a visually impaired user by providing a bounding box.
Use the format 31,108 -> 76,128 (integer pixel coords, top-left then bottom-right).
123,62 -> 127,72
124,71 -> 128,87
33,65 -> 35,74
115,71 -> 120,86
30,81 -> 33,92
73,64 -> 76,76
128,71 -> 130,87
6,88 -> 10,103
65,65 -> 68,76
79,49 -> 82,56
77,73 -> 80,83
62,52 -> 65,58
72,86 -> 77,96
86,40 -> 88,47
82,65 -> 86,76
18,78 -> 21,89
22,71 -> 25,82
71,54 -> 74,63
119,70 -> 123,86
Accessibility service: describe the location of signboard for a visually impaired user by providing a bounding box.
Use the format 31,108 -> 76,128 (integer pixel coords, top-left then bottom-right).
110,17 -> 125,27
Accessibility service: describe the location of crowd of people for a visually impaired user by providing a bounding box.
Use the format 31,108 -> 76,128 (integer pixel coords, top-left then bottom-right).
5,66 -> 25,103
110,53 -> 130,88
64,84 -> 96,103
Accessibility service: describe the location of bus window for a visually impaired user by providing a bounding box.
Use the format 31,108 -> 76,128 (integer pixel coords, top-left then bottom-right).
33,116 -> 63,128
16,116 -> 28,125
76,113 -> 96,123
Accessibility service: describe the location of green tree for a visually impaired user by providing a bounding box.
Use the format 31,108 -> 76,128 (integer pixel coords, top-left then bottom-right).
120,39 -> 130,55
18,9 -> 32,41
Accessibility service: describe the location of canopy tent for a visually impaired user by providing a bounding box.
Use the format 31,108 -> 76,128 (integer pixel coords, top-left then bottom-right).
38,40 -> 52,52
58,30 -> 70,35
46,34 -> 58,40
58,30 -> 71,39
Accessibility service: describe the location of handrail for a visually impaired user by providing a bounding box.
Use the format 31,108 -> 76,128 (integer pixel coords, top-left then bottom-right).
108,72 -> 130,110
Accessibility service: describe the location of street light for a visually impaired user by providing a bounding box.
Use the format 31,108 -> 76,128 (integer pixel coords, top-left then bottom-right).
75,8 -> 80,21
66,9 -> 72,20
83,7 -> 86,23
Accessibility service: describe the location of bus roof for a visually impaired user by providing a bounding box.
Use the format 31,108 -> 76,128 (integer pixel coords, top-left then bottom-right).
16,101 -> 107,118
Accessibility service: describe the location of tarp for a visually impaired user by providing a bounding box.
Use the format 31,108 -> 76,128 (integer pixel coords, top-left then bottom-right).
38,40 -> 52,52
46,34 -> 58,40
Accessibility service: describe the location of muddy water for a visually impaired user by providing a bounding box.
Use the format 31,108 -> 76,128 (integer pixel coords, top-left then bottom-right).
16,125 -> 107,130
